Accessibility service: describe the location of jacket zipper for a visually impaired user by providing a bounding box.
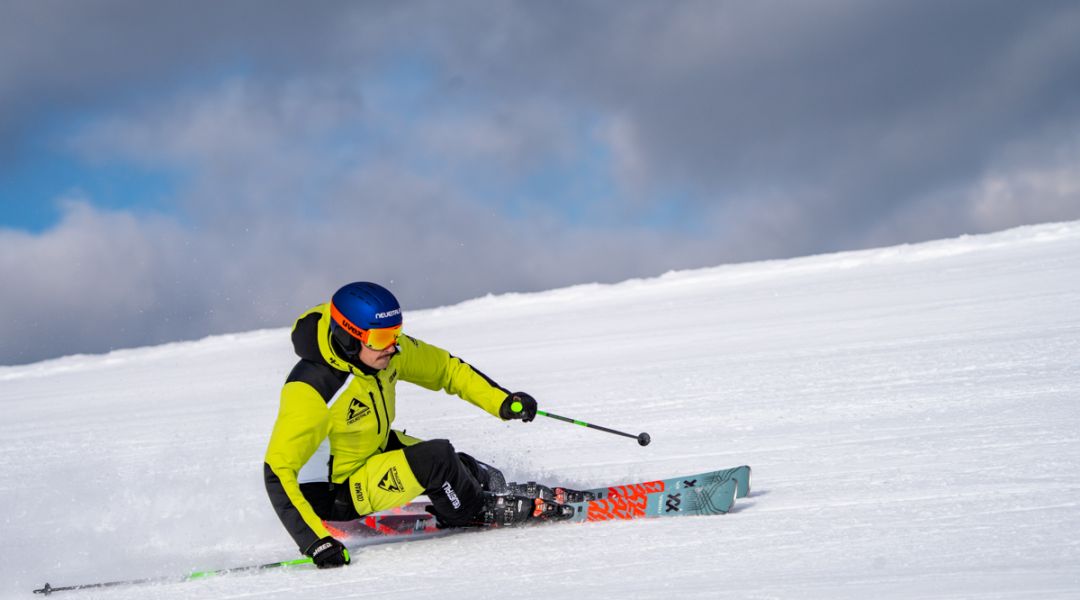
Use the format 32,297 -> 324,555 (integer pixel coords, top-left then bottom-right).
374,378 -> 390,434
368,391 -> 383,434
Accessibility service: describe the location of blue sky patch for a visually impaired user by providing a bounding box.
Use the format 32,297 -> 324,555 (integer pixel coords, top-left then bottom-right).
0,143 -> 182,232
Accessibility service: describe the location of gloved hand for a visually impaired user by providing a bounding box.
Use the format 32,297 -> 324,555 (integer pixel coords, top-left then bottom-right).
305,536 -> 350,569
499,392 -> 537,422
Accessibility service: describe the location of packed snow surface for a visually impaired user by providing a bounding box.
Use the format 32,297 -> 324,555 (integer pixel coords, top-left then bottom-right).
3,222 -> 1080,599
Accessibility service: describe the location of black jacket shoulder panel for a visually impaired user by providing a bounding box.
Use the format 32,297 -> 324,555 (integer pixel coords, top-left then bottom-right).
291,312 -> 324,363
286,359 -> 347,403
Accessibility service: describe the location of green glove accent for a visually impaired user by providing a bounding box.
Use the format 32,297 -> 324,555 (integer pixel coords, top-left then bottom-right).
499,392 -> 537,421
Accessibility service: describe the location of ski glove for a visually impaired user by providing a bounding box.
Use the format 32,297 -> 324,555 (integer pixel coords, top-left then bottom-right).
500,392 -> 537,422
305,536 -> 350,569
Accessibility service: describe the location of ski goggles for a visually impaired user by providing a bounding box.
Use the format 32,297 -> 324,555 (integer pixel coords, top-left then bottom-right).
329,305 -> 402,352
331,320 -> 402,353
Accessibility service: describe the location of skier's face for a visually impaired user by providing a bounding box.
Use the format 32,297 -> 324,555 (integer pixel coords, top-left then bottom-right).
358,341 -> 396,370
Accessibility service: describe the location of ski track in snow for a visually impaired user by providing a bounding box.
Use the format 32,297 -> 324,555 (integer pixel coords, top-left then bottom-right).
2,221 -> 1079,598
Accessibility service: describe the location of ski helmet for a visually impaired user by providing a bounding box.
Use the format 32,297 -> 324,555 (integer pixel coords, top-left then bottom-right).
329,282 -> 403,354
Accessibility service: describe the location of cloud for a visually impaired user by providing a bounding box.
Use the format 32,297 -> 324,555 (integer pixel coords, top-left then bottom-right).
0,180 -> 717,366
1,74 -> 718,364
3,0 -> 1080,365
0,199 -> 189,364
970,164 -> 1080,232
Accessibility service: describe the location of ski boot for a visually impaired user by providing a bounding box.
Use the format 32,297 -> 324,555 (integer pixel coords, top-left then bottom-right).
470,492 -> 575,527
505,481 -> 598,504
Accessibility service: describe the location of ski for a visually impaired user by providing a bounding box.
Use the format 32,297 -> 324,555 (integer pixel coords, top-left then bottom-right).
423,464 -> 752,512
327,465 -> 751,540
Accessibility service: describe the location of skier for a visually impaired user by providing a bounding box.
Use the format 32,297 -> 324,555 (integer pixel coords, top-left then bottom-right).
264,282 -> 544,569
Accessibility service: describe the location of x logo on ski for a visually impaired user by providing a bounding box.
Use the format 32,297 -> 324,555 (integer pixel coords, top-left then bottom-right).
665,493 -> 682,513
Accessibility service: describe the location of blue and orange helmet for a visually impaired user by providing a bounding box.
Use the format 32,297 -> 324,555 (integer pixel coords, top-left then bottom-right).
329,282 -> 403,355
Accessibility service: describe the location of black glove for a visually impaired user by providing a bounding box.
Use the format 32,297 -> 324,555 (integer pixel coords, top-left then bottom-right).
500,392 -> 538,422
305,536 -> 350,569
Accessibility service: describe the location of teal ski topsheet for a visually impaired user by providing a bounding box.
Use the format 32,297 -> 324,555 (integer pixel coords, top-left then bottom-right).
586,465 -> 751,500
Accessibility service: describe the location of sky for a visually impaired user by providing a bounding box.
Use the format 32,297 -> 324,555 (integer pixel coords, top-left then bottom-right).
2,0 -> 1079,366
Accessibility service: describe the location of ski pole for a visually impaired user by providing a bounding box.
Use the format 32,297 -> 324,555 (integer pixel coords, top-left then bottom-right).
34,557 -> 314,595
537,410 -> 651,446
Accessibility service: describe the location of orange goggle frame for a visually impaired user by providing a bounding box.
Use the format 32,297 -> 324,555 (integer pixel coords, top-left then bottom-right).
331,304 -> 402,351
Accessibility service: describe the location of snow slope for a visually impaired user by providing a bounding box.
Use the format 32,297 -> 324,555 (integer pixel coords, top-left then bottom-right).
2,221 -> 1079,599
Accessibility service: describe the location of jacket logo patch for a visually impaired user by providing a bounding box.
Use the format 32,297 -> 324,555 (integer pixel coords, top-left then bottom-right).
347,398 -> 372,424
378,467 -> 405,493
389,370 -> 398,383
353,481 -> 365,504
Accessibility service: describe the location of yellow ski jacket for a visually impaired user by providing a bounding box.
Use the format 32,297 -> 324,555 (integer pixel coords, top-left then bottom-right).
264,303 -> 510,552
